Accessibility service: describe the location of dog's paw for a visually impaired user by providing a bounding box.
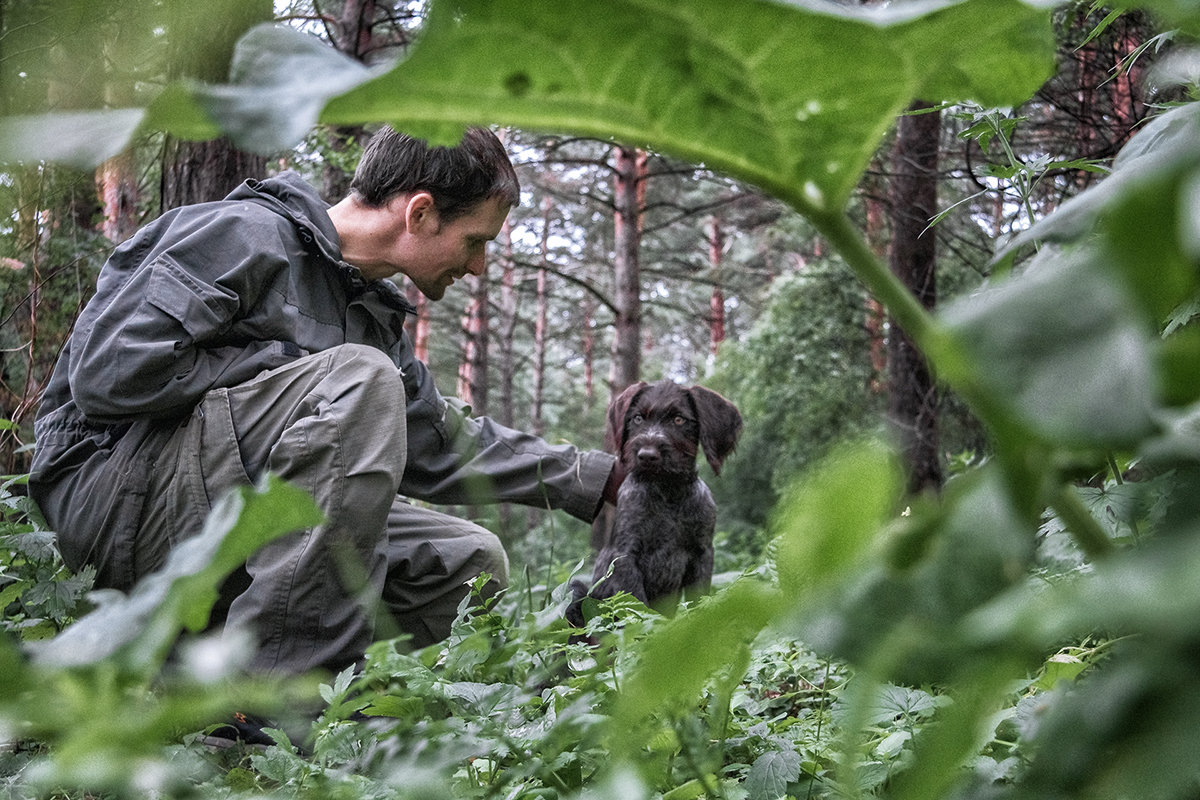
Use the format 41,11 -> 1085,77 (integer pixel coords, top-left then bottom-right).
564,578 -> 589,627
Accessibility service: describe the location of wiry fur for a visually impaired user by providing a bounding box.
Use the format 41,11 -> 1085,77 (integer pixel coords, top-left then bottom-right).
567,380 -> 742,625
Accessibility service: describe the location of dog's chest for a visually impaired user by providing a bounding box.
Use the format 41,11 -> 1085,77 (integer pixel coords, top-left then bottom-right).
616,478 -> 715,551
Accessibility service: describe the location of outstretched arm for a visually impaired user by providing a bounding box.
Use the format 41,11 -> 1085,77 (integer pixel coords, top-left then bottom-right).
395,346 -> 616,522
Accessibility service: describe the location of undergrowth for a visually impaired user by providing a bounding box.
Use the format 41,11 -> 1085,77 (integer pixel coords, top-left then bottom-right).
0,465 -> 1113,800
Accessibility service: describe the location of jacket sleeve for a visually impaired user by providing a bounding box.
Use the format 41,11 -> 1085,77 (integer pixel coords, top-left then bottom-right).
67,213 -> 302,423
397,349 -> 615,522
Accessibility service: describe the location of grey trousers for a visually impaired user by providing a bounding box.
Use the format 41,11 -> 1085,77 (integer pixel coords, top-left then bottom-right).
138,344 -> 508,675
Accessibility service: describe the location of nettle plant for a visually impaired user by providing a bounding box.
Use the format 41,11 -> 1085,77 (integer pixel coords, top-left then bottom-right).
6,0 -> 1200,797
0,462 -> 93,640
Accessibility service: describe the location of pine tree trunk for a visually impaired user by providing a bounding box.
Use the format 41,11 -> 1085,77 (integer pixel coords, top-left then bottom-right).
457,272 -> 490,415
158,0 -> 271,210
491,219 -> 517,533
609,145 -> 647,396
1107,17 -> 1147,150
887,101 -> 943,494
317,0 -> 382,201
322,126 -> 368,202
497,219 -> 518,429
98,152 -> 139,243
531,196 -> 551,438
582,295 -> 596,404
161,138 -> 266,209
1074,27 -> 1101,193
404,284 -> 431,364
707,217 -> 726,358
864,194 -> 888,395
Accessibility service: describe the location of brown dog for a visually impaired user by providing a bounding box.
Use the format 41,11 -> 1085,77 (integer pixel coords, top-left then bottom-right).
568,380 -> 742,625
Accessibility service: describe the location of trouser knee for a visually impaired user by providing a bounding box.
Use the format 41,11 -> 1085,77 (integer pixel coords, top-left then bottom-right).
227,343 -> 407,488
472,530 -> 510,589
380,504 -> 511,648
320,344 -> 407,436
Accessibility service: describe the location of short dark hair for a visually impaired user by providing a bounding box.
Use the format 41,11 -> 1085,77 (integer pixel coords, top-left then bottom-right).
350,126 -> 520,221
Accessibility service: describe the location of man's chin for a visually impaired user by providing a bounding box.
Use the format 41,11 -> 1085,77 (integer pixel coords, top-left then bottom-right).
416,282 -> 447,301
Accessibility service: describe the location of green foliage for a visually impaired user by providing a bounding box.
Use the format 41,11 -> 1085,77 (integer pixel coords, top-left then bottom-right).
0,472 -> 92,640
4,0 -> 1057,215
936,104 -> 1111,232
709,264 -> 886,532
321,0 -> 1052,214
0,446 -> 1125,800
0,477 -> 324,798
9,0 -> 1200,797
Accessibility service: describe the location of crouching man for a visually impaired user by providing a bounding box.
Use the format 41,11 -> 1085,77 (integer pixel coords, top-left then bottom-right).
30,126 -> 619,678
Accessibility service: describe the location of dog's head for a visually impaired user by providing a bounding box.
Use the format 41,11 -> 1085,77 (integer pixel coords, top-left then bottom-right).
605,380 -> 743,479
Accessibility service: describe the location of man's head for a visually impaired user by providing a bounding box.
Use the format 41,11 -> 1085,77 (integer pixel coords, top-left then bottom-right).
333,126 -> 520,298
350,126 -> 519,223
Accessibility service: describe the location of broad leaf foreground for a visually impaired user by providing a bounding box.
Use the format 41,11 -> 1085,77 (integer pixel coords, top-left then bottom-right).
3,0 -> 1055,217
322,0 -> 1055,213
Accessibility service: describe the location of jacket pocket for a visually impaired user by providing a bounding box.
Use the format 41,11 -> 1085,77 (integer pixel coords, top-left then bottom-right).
146,254 -> 235,340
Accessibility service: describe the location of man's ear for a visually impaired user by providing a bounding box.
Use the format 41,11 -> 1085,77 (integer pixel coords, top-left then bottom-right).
398,191 -> 437,234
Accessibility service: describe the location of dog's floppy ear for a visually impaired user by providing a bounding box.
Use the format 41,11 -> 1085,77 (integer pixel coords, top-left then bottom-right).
604,381 -> 649,454
688,385 -> 743,475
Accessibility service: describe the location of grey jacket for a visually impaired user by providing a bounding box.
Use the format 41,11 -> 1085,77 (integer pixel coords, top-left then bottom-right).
30,172 -> 613,583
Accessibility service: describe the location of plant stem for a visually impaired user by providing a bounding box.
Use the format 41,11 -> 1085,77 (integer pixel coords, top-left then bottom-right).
1050,485 -> 1114,560
992,114 -> 1040,229
806,656 -> 835,800
810,209 -> 939,360
809,209 -> 1009,434
810,208 -> 1115,560
1106,453 -> 1125,485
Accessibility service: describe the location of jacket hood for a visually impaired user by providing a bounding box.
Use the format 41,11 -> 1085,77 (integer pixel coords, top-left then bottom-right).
228,171 -> 414,314
227,171 -> 342,261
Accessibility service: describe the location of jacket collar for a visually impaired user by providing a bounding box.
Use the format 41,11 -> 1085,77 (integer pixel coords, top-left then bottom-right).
228,171 -> 416,316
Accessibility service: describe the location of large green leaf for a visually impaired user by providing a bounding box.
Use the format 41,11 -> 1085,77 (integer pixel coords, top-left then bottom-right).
610,577 -> 779,749
323,0 -> 1054,211
960,517 -> 1200,797
772,439 -> 901,603
189,23 -> 386,154
959,103 -> 1200,451
0,23 -> 377,165
795,465 -> 1036,684
0,1 -> 1057,426
0,109 -> 148,170
1,0 -> 1055,216
29,475 -> 322,673
941,246 -> 1161,449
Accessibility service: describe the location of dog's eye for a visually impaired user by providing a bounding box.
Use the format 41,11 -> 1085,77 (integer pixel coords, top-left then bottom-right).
631,414 -> 644,425
674,415 -> 687,426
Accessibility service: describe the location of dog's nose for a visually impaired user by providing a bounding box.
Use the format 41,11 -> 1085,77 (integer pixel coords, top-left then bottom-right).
636,447 -> 662,468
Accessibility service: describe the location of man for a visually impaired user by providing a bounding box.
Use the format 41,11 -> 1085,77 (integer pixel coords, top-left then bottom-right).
29,126 -> 619,679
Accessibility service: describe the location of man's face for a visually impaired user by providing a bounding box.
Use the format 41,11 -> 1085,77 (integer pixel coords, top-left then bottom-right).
405,195 -> 510,301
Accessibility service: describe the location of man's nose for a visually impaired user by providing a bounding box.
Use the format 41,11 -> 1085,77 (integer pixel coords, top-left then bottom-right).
466,252 -> 488,276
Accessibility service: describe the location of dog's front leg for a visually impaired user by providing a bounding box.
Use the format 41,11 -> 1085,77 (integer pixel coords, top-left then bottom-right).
567,550 -> 649,626
682,544 -> 714,599
591,549 -> 648,606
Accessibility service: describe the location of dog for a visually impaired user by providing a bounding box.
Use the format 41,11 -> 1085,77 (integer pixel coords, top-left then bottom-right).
567,380 -> 742,625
